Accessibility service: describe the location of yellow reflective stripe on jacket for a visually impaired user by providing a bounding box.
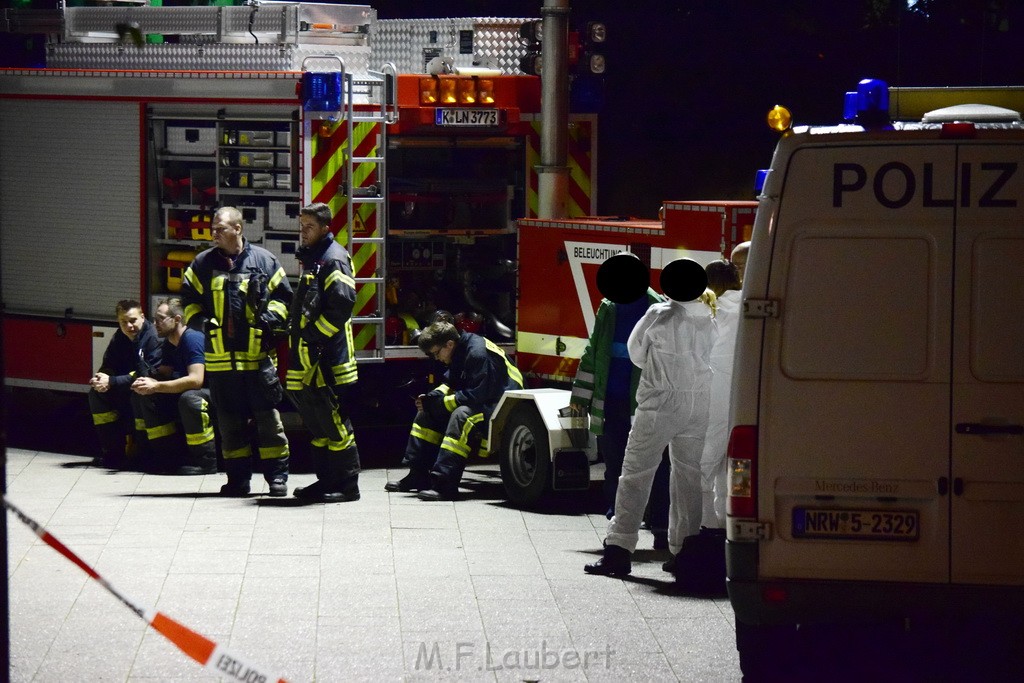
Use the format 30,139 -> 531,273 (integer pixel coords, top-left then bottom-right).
484,338 -> 523,387
443,394 -> 457,412
266,299 -> 288,320
268,266 -> 287,293
315,315 -> 340,338
183,303 -> 204,326
183,266 -> 204,296
324,268 -> 356,290
332,360 -> 357,385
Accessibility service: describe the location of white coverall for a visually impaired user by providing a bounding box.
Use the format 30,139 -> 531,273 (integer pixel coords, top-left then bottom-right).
700,289 -> 741,528
605,299 -> 717,555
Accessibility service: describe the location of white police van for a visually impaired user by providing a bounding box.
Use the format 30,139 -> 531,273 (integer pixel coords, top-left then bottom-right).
727,79 -> 1024,679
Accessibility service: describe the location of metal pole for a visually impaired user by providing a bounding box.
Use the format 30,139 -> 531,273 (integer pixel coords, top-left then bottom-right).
537,0 -> 570,219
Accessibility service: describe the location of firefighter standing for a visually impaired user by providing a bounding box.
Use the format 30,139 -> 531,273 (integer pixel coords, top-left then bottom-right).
285,203 -> 362,503
386,320 -> 524,501
180,206 -> 293,497
89,299 -> 163,469
130,297 -> 217,475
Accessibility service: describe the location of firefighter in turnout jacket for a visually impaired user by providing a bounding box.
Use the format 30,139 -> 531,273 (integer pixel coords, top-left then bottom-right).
570,253 -> 672,548
386,320 -> 524,501
89,299 -> 163,469
180,206 -> 293,497
286,203 -> 361,503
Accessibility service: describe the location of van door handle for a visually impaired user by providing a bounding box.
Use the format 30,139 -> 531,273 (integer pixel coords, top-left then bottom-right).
955,423 -> 1023,436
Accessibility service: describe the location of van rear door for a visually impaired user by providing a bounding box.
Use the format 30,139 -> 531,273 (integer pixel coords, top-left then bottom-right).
950,143 -> 1024,585
758,143 -> 955,583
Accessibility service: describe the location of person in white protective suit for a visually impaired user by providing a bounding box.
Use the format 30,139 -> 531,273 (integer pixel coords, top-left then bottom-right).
585,258 -> 718,577
699,259 -> 743,528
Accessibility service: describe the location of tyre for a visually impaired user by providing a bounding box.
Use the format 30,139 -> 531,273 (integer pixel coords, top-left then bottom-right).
499,402 -> 551,507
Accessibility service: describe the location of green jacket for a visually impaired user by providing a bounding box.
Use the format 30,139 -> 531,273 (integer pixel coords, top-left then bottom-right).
569,288 -> 663,435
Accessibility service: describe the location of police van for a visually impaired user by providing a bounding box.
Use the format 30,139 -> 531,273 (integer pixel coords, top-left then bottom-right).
726,79 -> 1024,679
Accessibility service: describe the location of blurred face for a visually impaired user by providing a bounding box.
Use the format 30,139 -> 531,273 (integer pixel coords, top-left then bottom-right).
152,304 -> 178,338
299,214 -> 330,247
117,307 -> 145,341
212,213 -> 243,253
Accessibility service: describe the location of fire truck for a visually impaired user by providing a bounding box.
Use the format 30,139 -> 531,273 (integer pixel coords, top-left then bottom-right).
0,2 -> 752,505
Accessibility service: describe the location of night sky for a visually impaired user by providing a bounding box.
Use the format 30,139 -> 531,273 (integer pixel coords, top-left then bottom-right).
3,0 -> 1023,216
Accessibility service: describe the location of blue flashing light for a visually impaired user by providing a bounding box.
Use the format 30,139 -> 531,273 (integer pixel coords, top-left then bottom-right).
302,71 -> 342,112
753,169 -> 769,195
842,78 -> 890,126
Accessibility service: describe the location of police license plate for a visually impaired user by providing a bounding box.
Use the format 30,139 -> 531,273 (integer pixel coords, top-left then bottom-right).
792,508 -> 919,541
435,108 -> 499,127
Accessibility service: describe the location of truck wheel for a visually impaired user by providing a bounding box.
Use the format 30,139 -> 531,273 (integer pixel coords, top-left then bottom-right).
499,403 -> 551,507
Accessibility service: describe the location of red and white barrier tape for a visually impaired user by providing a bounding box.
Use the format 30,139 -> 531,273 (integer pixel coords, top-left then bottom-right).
3,495 -> 290,683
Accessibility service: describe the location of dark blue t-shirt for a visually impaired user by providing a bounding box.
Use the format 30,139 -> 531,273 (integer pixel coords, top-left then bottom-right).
161,328 -> 205,379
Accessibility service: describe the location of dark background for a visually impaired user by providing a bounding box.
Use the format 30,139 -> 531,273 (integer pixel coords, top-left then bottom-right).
374,0 -> 1024,216
4,0 -> 1024,216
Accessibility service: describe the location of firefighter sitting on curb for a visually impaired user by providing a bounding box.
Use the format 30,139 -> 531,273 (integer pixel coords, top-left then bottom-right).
180,205 -> 293,497
569,253 -> 672,550
585,258 -> 718,578
89,299 -> 163,469
385,319 -> 524,501
129,297 -> 218,475
285,202 -> 362,504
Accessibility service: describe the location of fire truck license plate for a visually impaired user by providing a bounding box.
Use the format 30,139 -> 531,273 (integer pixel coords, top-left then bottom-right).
792,508 -> 919,541
435,108 -> 499,127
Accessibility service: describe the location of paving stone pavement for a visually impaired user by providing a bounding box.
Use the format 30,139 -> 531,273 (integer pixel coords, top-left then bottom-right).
4,447 -> 742,682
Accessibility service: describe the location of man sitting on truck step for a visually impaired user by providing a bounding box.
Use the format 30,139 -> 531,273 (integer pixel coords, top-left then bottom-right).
88,299 -> 163,469
585,259 -> 717,577
385,319 -> 524,501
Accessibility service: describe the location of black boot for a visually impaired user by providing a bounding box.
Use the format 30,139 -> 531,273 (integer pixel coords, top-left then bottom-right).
296,447 -> 360,503
385,468 -> 431,492
220,457 -> 252,497
417,453 -> 464,501
93,420 -> 130,469
584,543 -> 632,577
323,447 -> 360,503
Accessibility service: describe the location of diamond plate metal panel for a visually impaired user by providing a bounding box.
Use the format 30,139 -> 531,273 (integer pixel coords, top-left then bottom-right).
371,17 -> 534,74
48,42 -> 370,73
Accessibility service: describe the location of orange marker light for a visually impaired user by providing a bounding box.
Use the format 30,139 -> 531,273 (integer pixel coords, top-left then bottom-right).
477,79 -> 495,105
419,77 -> 438,105
439,77 -> 457,104
458,78 -> 477,104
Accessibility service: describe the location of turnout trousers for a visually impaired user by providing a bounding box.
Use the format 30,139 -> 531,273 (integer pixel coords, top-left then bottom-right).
606,388 -> 710,555
89,385 -> 142,466
130,388 -> 216,471
208,360 -> 289,484
288,383 -> 360,493
403,405 -> 486,493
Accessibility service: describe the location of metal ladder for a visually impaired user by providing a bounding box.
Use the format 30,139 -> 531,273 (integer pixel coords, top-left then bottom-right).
338,62 -> 397,362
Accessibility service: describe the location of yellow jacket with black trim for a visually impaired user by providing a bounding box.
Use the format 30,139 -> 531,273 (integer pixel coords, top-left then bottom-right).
285,233 -> 358,390
179,240 -> 293,373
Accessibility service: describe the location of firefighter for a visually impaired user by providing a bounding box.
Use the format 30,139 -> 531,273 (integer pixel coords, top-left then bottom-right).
129,297 -> 217,475
385,320 -> 524,501
585,259 -> 717,577
180,206 -> 292,497
285,203 -> 361,503
569,253 -> 672,549
88,299 -> 162,469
